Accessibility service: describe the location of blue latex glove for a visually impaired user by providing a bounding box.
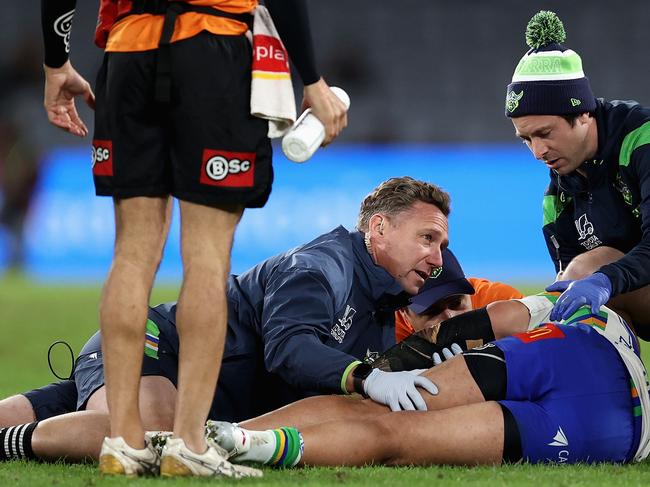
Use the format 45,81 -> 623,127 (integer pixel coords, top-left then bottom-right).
546,272 -> 612,321
363,369 -> 438,411
432,343 -> 463,366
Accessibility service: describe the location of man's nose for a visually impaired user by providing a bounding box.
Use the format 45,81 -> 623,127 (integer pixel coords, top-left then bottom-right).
426,246 -> 443,267
531,139 -> 548,160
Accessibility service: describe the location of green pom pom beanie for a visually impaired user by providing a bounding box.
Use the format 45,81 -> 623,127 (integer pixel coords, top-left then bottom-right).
505,11 -> 596,118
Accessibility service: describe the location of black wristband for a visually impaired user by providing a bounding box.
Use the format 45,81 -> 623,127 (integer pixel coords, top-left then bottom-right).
41,0 -> 77,68
351,363 -> 373,396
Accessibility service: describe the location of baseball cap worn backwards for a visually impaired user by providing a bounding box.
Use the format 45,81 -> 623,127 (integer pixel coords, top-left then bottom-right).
505,10 -> 596,118
409,248 -> 475,314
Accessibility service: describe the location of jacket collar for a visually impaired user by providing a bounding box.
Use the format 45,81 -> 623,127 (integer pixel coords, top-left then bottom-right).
350,230 -> 406,302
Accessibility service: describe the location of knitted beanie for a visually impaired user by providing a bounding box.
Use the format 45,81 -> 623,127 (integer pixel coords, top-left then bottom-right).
505,11 -> 596,117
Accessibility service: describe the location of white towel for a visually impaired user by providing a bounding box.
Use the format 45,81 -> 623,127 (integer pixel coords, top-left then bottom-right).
249,6 -> 297,138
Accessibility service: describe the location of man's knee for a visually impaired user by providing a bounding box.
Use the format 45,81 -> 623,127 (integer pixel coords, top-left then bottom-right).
0,395 -> 36,426
112,196 -> 170,271
562,246 -> 624,280
139,376 -> 176,431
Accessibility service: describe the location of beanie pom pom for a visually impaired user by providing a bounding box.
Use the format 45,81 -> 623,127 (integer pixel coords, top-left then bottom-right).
525,11 -> 566,49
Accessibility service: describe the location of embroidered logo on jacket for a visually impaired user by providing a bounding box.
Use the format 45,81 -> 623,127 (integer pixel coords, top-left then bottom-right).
330,305 -> 357,344
574,213 -> 602,250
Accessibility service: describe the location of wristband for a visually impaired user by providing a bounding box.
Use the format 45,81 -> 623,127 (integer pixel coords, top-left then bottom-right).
42,0 -> 77,68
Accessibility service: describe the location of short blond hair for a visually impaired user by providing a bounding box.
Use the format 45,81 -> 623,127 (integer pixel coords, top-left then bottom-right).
356,177 -> 451,231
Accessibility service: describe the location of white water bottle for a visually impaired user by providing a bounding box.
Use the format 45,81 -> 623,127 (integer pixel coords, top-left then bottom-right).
282,86 -> 350,163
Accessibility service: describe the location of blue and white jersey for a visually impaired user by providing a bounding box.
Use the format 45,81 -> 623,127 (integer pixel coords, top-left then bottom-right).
516,293 -> 650,462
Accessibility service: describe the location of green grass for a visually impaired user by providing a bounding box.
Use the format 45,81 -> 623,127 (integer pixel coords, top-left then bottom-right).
1,276 -> 649,485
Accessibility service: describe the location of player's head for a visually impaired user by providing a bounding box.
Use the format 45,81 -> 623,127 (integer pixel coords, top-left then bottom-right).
406,248 -> 475,332
505,11 -> 597,175
357,177 -> 451,294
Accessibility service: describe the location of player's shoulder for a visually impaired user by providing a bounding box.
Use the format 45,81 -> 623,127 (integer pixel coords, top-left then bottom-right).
602,99 -> 650,139
468,277 -> 523,307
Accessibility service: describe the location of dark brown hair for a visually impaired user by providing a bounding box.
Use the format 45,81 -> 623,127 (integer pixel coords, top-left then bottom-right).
357,176 -> 451,231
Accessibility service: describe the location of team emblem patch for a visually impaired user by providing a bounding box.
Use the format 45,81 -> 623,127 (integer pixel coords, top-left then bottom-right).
92,140 -> 113,176
430,266 -> 443,279
514,324 -> 565,343
505,90 -> 524,113
200,150 -> 256,188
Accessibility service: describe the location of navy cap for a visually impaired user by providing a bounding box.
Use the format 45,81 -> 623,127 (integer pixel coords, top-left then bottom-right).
409,248 -> 475,314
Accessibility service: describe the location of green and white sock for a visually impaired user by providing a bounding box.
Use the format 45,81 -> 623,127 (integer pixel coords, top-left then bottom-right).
235,427 -> 304,467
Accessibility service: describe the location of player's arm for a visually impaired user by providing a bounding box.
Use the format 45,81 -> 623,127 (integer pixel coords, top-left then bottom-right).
41,0 -> 95,137
375,300 -> 534,372
598,146 -> 650,295
261,269 -> 361,394
261,269 -> 436,410
264,0 -> 347,144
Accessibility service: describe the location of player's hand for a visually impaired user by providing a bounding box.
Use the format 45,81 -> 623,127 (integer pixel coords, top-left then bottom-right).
43,60 -> 95,137
432,343 -> 463,366
301,78 -> 347,146
363,369 -> 438,411
547,273 -> 612,321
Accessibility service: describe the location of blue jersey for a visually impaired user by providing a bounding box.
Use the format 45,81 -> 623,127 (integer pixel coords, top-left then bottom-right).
500,294 -> 650,463
146,226 -> 404,418
542,99 -> 650,295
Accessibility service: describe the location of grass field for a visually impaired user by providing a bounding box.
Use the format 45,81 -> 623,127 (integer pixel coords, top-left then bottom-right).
1,276 -> 650,485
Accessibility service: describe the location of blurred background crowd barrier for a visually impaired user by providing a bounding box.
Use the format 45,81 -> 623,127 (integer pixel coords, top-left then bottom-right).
0,0 -> 648,284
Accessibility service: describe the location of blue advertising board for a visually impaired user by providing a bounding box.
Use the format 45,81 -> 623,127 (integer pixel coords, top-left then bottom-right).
0,143 -> 555,284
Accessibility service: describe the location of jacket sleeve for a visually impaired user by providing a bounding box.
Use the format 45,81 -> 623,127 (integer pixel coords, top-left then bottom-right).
260,269 -> 359,394
265,0 -> 320,85
542,174 -> 582,274
599,145 -> 650,295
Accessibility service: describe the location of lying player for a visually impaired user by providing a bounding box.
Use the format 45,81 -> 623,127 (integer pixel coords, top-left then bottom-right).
0,266 -> 518,465
206,294 -> 650,466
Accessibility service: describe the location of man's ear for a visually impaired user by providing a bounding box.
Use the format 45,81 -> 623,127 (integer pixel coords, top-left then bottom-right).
368,213 -> 385,237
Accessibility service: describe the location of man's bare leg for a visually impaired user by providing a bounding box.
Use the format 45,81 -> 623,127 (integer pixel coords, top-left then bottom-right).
0,395 -> 35,426
561,246 -> 650,338
173,201 -> 242,453
100,196 -> 170,448
34,376 -> 176,461
243,354 -> 484,430
300,402 -> 504,466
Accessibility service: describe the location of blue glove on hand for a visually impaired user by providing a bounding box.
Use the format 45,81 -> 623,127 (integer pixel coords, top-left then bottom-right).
546,272 -> 612,321
432,343 -> 463,366
363,369 -> 438,411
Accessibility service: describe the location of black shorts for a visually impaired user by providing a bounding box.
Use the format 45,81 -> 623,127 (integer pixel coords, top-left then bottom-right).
22,380 -> 78,421
92,32 -> 273,208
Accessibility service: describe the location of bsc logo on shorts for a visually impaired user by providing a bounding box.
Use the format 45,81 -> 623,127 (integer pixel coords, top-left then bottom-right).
200,150 -> 256,188
92,140 -> 113,177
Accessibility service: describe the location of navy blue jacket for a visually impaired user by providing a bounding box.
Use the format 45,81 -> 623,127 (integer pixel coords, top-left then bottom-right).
148,226 -> 405,420
542,99 -> 650,295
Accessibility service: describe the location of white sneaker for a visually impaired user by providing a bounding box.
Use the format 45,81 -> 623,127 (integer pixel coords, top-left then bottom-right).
205,420 -> 247,459
98,436 -> 160,476
159,437 -> 263,478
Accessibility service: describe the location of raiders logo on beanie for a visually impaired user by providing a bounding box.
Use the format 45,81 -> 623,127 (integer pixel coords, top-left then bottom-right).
505,11 -> 596,118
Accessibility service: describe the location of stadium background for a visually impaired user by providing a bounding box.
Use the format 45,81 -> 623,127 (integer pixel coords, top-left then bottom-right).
1,0 -> 649,285
1,2 -> 650,484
